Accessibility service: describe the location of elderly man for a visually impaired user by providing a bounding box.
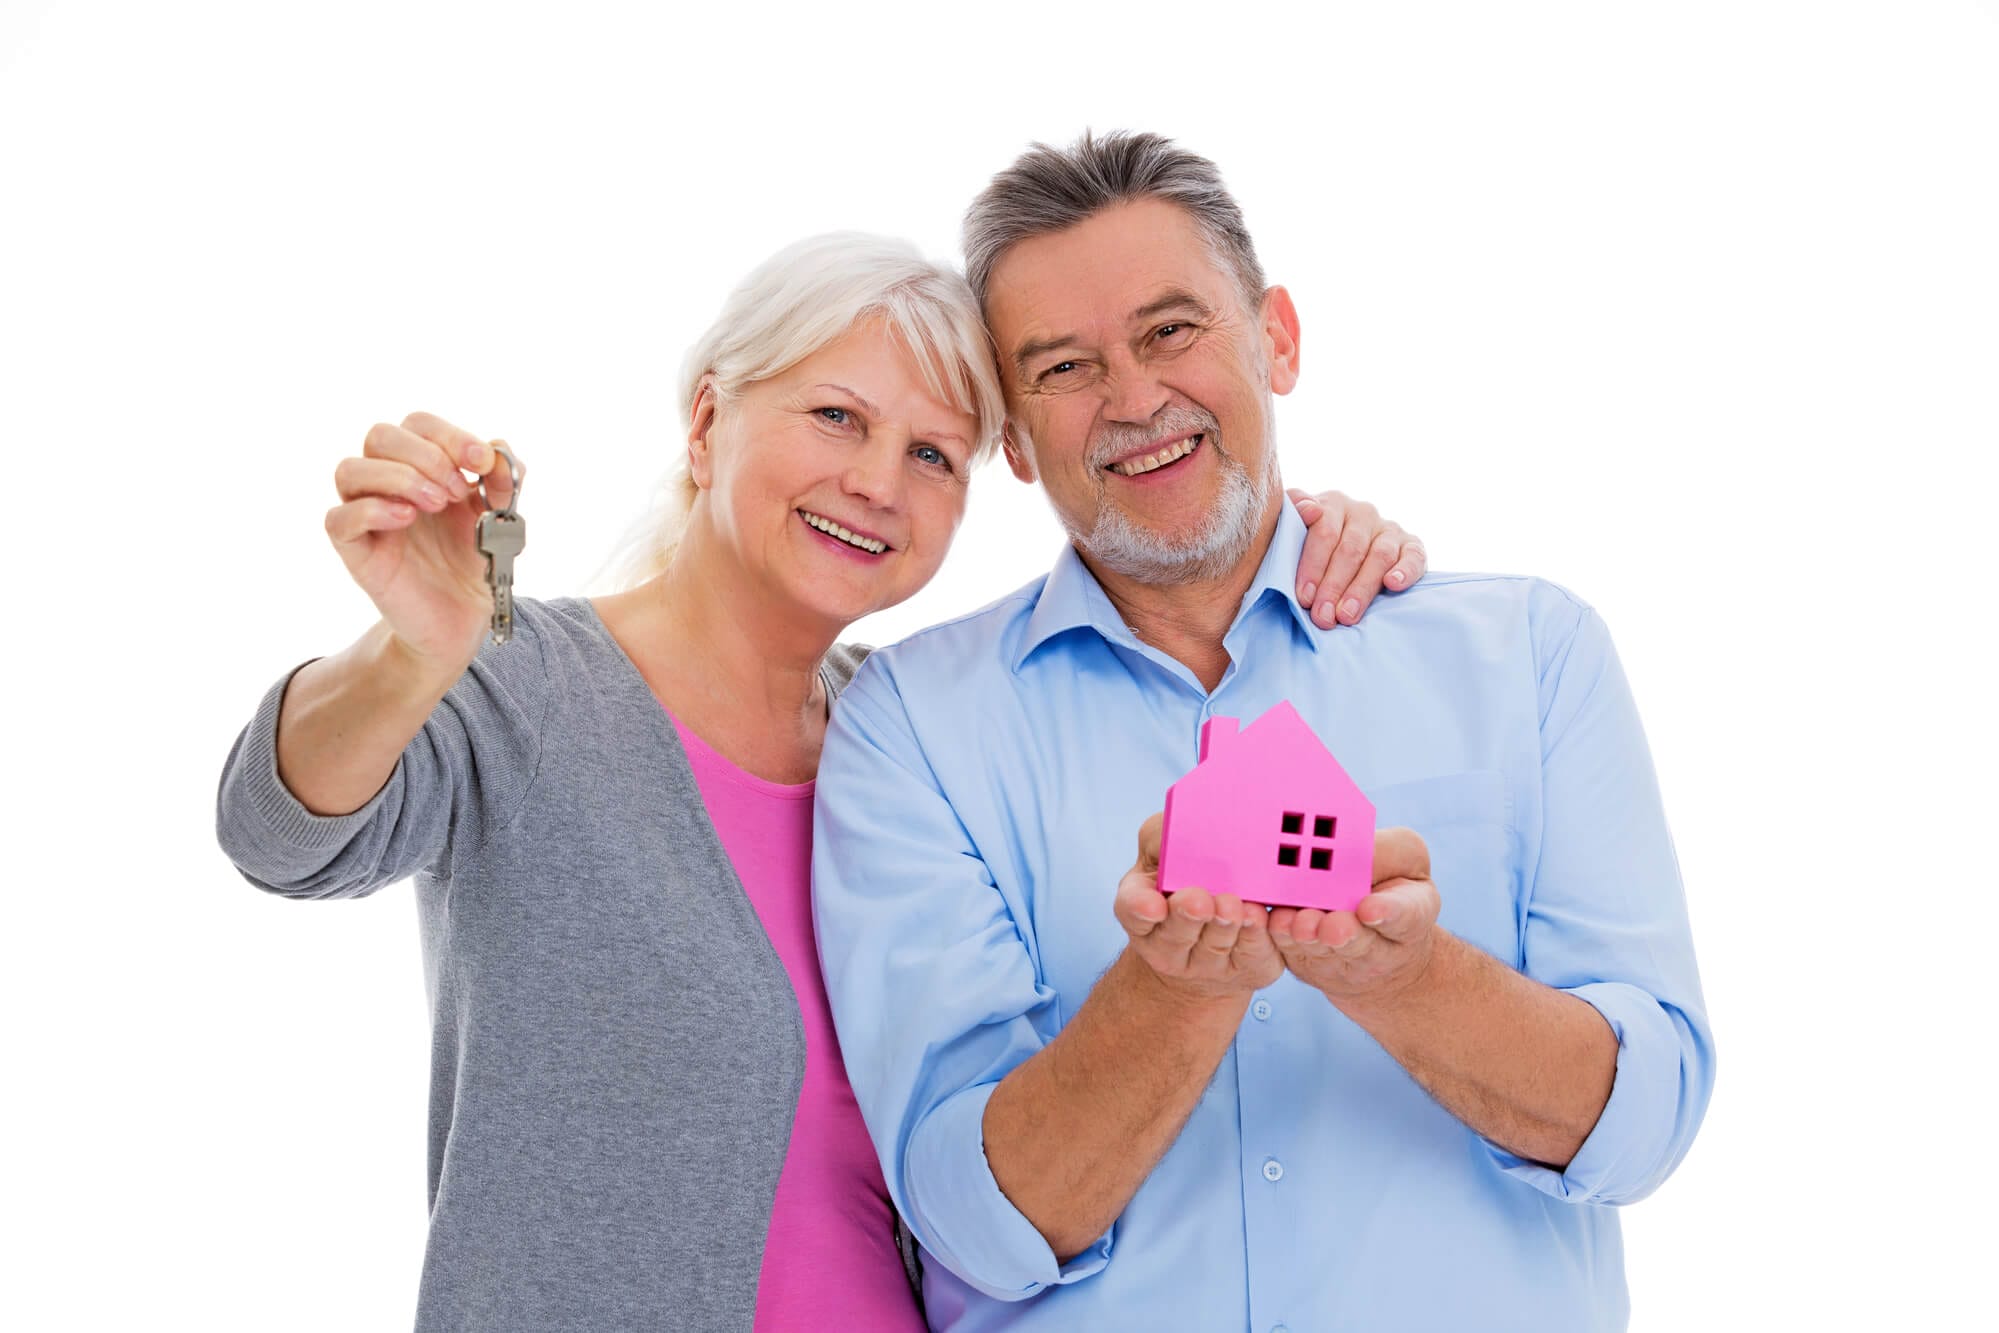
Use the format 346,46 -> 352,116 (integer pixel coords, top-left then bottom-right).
813,132 -> 1713,1333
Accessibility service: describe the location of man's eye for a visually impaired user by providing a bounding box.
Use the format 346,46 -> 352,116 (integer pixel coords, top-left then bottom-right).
1155,323 -> 1192,343
1043,361 -> 1078,380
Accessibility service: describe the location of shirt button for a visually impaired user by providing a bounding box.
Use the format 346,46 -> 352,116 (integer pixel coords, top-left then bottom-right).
1262,1157 -> 1284,1182
1251,999 -> 1273,1021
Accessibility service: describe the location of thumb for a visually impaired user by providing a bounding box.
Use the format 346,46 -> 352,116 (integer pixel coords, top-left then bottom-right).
1372,827 -> 1431,887
1134,812 -> 1164,876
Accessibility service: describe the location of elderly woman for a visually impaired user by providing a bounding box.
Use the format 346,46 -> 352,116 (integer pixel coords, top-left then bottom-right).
215,233 -> 1425,1331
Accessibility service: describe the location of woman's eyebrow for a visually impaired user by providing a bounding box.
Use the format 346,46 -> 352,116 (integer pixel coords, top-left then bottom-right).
812,383 -> 883,416
815,382 -> 967,445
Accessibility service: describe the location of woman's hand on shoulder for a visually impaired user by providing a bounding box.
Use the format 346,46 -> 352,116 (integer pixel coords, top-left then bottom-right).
325,412 -> 520,668
1287,489 -> 1427,629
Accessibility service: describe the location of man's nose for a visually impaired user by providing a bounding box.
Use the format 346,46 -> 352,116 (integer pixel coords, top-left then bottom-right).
1101,353 -> 1168,424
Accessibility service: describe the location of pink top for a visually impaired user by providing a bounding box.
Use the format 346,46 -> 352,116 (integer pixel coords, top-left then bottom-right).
670,715 -> 924,1333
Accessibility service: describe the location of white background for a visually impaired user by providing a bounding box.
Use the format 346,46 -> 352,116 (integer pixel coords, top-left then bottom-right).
5,2 -> 1994,1328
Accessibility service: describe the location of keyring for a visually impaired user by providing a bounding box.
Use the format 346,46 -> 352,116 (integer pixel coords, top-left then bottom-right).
478,441 -> 525,518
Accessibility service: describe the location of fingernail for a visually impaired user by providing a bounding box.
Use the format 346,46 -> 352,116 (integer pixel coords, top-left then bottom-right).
1340,598 -> 1360,622
419,484 -> 447,508
1315,600 -> 1335,624
464,443 -> 489,470
1300,581 -> 1316,604
1387,570 -> 1405,586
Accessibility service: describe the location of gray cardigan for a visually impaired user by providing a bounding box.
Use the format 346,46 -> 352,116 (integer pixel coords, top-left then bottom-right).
216,597 -> 871,1332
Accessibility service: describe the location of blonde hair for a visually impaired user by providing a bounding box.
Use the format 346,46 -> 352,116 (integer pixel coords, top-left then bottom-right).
599,233 -> 1005,590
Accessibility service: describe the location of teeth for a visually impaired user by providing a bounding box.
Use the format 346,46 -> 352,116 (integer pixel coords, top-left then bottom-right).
801,510 -> 886,553
1110,435 -> 1200,476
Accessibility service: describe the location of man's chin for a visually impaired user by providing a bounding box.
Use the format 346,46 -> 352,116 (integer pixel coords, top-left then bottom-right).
1075,520 -> 1256,587
1081,489 -> 1270,587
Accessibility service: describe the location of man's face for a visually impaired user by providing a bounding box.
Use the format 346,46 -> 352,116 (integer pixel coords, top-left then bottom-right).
984,196 -> 1300,586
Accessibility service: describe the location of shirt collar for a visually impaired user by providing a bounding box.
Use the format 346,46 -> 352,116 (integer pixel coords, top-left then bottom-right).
1012,499 -> 1323,673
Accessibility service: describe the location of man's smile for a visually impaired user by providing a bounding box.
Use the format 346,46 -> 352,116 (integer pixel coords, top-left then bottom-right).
1104,433 -> 1204,478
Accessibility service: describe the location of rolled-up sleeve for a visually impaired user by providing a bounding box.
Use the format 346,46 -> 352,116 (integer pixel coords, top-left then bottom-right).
813,659 -> 1113,1300
1487,592 -> 1717,1205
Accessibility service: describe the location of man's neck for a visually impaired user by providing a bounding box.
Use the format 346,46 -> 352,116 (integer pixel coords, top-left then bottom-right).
1083,494 -> 1284,694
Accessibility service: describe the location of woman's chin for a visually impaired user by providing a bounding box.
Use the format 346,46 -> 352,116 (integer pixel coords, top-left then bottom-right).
790,562 -> 941,632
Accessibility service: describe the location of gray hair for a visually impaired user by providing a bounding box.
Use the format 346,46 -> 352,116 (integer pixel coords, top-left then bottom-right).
962,130 -> 1268,317
598,232 -> 1005,590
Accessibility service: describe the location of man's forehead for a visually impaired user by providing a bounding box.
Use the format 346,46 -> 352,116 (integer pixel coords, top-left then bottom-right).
986,202 -> 1237,348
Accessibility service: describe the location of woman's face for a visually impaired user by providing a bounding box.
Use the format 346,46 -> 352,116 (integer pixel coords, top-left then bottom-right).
691,319 -> 978,631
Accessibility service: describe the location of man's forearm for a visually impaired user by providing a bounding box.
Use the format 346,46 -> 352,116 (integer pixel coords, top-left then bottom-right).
981,949 -> 1247,1261
1337,931 -> 1618,1169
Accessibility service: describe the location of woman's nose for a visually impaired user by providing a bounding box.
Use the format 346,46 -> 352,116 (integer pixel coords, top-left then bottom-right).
841,437 -> 903,507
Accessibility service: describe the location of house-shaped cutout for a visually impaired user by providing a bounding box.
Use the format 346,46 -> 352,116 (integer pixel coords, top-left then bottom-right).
1156,701 -> 1376,911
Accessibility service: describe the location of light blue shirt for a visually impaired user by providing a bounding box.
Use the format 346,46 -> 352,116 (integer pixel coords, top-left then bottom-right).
814,503 -> 1715,1333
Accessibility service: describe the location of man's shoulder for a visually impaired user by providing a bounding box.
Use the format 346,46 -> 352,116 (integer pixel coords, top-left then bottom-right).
1368,572 -> 1607,688
1374,570 -> 1594,631
852,575 -> 1051,691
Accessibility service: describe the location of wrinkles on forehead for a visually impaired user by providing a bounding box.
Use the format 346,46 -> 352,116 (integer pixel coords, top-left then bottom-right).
985,209 -> 1258,333
985,201 -> 1260,387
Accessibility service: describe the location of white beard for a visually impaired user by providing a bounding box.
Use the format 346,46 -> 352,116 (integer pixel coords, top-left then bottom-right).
1061,413 -> 1277,587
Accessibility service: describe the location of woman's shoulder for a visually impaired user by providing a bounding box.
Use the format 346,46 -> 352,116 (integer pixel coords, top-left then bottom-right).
822,640 -> 873,696
509,595 -> 615,652
505,598 -> 873,705
491,594 -> 637,663
458,595 -> 640,716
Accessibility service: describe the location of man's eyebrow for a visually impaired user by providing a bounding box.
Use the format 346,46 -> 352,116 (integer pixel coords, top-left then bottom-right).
1011,334 -> 1082,377
1129,289 -> 1215,324
813,383 -> 883,417
1011,289 -> 1219,374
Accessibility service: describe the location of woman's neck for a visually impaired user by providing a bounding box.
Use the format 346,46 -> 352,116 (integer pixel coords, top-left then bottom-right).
594,521 -> 837,782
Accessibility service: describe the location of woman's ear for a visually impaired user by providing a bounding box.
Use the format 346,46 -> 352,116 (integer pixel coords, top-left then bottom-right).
687,377 -> 720,490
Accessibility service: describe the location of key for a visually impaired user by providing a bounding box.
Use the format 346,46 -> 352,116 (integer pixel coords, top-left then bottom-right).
477,510 -> 527,644
475,441 -> 527,645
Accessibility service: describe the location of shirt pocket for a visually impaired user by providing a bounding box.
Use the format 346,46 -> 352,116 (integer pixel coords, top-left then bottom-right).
1368,770 -> 1519,965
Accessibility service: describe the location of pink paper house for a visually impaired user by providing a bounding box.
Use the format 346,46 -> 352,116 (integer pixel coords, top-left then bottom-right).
1156,701 -> 1376,911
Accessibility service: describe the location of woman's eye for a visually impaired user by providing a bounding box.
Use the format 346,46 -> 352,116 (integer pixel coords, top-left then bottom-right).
913,445 -> 948,468
817,406 -> 852,426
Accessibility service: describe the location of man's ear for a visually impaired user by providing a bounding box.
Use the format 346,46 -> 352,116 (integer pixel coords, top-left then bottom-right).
687,378 -> 719,489
1002,422 -> 1038,484
1260,285 -> 1302,396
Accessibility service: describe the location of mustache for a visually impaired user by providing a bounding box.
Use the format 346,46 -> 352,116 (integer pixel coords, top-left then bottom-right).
1086,405 -> 1223,470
